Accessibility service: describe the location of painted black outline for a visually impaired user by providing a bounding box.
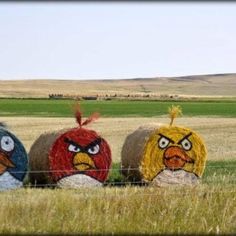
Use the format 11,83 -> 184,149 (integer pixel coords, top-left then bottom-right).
73,162 -> 96,170
177,132 -> 193,151
64,137 -> 102,156
157,133 -> 174,149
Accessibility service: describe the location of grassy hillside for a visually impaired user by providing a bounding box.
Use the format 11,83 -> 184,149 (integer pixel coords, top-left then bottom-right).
1,99 -> 236,117
0,73 -> 236,98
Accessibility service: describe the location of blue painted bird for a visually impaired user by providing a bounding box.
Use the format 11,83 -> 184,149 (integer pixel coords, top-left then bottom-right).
0,123 -> 28,190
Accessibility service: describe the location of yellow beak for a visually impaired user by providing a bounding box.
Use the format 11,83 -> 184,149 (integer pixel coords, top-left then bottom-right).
73,153 -> 96,171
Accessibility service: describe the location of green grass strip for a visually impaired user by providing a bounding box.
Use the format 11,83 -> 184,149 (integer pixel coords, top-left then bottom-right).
1,99 -> 236,117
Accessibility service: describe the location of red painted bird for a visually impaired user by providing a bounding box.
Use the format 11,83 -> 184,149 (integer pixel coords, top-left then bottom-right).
49,107 -> 112,188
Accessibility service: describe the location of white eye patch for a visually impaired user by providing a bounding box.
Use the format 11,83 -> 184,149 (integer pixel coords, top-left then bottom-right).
68,144 -> 81,153
87,144 -> 100,155
1,136 -> 15,152
158,137 -> 170,149
177,132 -> 193,151
180,138 -> 192,151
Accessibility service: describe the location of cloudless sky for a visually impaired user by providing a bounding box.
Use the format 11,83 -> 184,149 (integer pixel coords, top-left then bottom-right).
0,2 -> 236,80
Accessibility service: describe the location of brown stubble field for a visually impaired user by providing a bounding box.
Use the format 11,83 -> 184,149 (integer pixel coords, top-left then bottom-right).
3,116 -> 236,162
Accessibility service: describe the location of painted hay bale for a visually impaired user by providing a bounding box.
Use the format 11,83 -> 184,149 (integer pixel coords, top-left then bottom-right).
121,106 -> 207,186
0,123 -> 28,190
29,107 -> 112,188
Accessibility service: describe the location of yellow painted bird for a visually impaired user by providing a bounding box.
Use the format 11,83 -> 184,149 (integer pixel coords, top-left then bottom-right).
140,106 -> 207,186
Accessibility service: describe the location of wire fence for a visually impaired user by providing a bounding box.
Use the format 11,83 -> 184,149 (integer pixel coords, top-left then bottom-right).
4,165 -> 236,174
0,165 -> 235,191
0,167 -> 234,190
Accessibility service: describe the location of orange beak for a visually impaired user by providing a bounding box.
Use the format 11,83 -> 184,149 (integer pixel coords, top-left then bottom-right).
0,152 -> 15,174
163,146 -> 194,171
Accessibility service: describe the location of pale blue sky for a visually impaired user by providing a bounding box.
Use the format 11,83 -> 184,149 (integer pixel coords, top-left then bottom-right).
0,2 -> 236,80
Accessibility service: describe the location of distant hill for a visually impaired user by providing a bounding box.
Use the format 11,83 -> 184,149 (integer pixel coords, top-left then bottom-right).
0,73 -> 235,98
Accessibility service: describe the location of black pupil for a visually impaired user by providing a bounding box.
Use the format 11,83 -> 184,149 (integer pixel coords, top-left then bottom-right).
162,141 -> 166,145
91,147 -> 95,151
5,141 -> 9,145
185,142 -> 189,146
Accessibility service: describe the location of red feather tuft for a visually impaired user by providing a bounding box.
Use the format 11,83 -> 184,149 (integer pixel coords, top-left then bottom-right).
82,112 -> 100,126
73,102 -> 99,127
74,103 -> 82,127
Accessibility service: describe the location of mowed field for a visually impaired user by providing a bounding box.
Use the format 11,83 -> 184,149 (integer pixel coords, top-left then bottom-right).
0,99 -> 236,234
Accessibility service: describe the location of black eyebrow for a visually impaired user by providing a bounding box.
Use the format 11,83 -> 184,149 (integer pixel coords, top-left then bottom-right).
158,133 -> 174,144
178,132 -> 192,144
64,138 -> 83,150
85,138 -> 102,150
64,137 -> 102,153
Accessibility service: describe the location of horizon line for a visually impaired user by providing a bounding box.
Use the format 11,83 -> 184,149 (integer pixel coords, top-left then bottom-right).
0,72 -> 235,81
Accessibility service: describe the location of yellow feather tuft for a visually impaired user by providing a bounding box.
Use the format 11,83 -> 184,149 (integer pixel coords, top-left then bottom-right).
168,105 -> 182,126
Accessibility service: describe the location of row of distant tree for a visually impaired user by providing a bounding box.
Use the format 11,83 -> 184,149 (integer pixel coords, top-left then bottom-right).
48,93 -> 179,100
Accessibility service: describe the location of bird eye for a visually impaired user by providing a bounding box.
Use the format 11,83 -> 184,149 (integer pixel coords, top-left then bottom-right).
181,138 -> 192,151
158,137 -> 170,149
1,136 -> 14,152
87,144 -> 100,155
68,144 -> 80,153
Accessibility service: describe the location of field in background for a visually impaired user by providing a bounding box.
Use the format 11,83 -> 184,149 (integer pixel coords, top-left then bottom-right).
1,73 -> 236,98
1,99 -> 236,117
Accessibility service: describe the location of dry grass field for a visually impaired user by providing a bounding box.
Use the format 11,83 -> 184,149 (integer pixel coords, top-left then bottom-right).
1,73 -> 236,98
0,186 -> 235,234
3,116 -> 236,162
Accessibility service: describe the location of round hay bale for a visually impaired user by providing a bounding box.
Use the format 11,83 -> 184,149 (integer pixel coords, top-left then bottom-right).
29,129 -> 66,186
121,123 -> 162,181
0,125 -> 28,190
29,108 -> 112,188
121,107 -> 207,186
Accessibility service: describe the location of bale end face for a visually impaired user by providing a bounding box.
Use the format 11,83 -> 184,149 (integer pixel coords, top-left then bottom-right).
49,127 -> 112,187
0,127 -> 28,190
141,125 -> 207,185
121,124 -> 207,186
29,127 -> 112,188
